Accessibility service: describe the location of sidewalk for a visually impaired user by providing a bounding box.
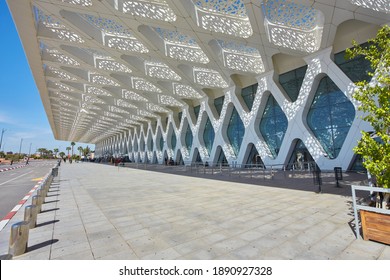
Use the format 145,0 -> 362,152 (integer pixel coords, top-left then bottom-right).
0,162 -> 388,260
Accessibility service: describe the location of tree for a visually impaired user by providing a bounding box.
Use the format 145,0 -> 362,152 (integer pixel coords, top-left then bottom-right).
59,151 -> 65,158
346,25 -> 390,188
66,147 -> 71,157
54,148 -> 59,158
71,142 -> 76,157
78,146 -> 83,157
83,145 -> 91,157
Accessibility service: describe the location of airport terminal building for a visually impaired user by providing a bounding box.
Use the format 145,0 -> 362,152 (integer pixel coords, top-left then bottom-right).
8,0 -> 389,171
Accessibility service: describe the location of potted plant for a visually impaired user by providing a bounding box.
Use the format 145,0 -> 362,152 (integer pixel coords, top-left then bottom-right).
347,25 -> 390,245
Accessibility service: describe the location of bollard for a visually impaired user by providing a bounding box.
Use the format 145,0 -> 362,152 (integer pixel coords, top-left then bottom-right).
24,205 -> 38,229
44,176 -> 53,193
37,189 -> 45,203
8,221 -> 30,256
52,167 -> 58,177
42,183 -> 49,197
32,195 -> 43,213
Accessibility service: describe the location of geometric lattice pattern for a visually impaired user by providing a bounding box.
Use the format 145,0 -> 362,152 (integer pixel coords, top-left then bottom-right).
7,0 -> 389,171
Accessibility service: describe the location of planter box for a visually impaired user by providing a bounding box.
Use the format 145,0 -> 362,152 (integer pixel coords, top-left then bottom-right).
360,209 -> 390,245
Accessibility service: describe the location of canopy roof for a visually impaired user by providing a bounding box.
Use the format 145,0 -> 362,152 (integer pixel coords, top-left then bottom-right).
7,0 -> 389,144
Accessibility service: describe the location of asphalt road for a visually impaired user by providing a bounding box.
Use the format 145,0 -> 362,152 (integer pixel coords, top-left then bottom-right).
0,160 -> 58,219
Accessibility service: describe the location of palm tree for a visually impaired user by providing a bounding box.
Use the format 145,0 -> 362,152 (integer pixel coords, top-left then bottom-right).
53,148 -> 59,158
59,151 -> 65,159
66,147 -> 71,158
84,145 -> 91,157
37,148 -> 45,158
78,146 -> 83,158
70,142 -> 76,158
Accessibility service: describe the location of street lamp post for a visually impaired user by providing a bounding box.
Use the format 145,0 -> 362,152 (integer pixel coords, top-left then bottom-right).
0,129 -> 6,151
18,138 -> 23,161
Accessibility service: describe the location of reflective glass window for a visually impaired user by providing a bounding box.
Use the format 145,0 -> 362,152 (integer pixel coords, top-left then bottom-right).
287,139 -> 314,170
246,144 -> 263,166
147,137 -> 153,150
134,140 -> 138,152
195,149 -> 202,163
227,107 -> 245,156
203,117 -> 215,155
194,105 -> 200,121
217,148 -> 228,166
214,96 -> 225,117
171,133 -> 176,150
178,111 -> 182,124
140,138 -> 145,152
159,135 -> 163,151
279,65 -> 307,102
307,76 -> 355,159
185,125 -> 193,150
241,83 -> 258,110
259,95 -> 288,158
334,44 -> 372,83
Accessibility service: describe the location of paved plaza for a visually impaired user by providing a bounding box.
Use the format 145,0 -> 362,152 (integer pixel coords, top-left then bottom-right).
0,162 -> 389,260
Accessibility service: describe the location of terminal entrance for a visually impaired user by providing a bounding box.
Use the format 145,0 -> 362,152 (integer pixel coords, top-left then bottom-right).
287,139 -> 314,171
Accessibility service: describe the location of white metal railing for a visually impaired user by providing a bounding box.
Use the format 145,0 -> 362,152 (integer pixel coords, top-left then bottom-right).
351,185 -> 390,239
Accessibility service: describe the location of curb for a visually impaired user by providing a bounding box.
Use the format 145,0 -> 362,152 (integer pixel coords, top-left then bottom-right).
0,165 -> 27,173
0,181 -> 42,232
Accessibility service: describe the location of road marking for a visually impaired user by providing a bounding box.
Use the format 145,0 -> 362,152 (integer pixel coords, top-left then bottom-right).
32,177 -> 43,181
0,171 -> 33,186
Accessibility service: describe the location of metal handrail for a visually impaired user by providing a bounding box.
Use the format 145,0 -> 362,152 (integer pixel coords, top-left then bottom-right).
351,185 -> 390,239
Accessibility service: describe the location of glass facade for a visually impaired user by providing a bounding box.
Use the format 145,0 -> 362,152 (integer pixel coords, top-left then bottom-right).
334,45 -> 372,83
171,132 -> 177,150
159,135 -> 164,151
214,96 -> 225,117
194,148 -> 202,163
307,76 -> 355,159
140,137 -> 145,152
241,83 -> 258,110
259,95 -> 288,158
246,143 -> 263,166
147,137 -> 153,151
185,125 -> 193,150
194,105 -> 200,121
227,107 -> 245,156
134,140 -> 138,152
288,139 -> 314,170
350,155 -> 365,172
203,117 -> 215,155
178,111 -> 182,124
216,147 -> 228,166
279,65 -> 307,102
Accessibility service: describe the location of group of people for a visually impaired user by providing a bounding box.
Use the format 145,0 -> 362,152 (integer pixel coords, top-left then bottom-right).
164,157 -> 175,165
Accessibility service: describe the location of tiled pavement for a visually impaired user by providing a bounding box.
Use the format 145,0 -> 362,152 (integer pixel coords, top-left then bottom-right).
0,162 -> 388,260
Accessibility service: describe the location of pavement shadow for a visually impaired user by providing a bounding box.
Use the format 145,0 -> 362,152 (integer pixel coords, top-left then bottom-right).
35,219 -> 59,227
39,208 -> 60,214
27,239 -> 59,252
43,200 -> 60,204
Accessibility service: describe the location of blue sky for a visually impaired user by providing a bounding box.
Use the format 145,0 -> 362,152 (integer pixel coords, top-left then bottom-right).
0,1 -> 94,155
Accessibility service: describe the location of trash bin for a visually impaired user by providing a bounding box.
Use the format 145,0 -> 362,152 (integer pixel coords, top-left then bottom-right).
8,221 -> 29,256
334,167 -> 343,188
313,168 -> 322,193
52,167 -> 58,177
24,205 -> 38,229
